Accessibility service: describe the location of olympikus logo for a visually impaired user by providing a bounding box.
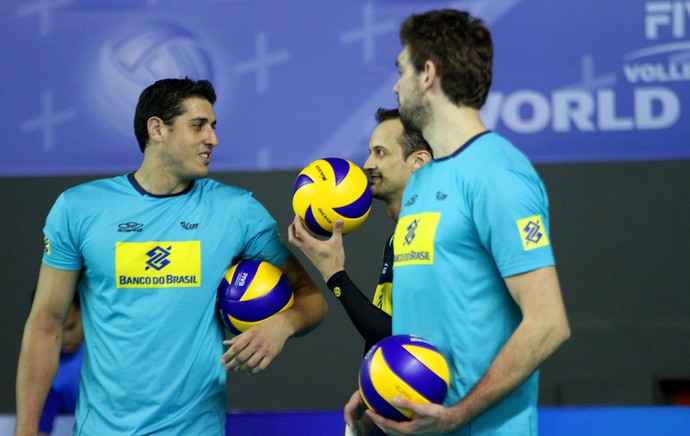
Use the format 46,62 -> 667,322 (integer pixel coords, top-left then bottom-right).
118,222 -> 143,232
180,221 -> 199,230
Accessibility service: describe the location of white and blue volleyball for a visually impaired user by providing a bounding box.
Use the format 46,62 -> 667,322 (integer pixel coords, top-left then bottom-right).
292,157 -> 372,235
358,335 -> 450,421
217,260 -> 294,335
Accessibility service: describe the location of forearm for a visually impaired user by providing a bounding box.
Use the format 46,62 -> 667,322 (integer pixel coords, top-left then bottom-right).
275,255 -> 328,337
15,319 -> 62,436
446,317 -> 569,429
282,283 -> 328,337
327,271 -> 391,347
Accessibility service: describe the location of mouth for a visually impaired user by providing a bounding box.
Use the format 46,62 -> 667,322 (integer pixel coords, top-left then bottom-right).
369,174 -> 381,185
199,151 -> 211,164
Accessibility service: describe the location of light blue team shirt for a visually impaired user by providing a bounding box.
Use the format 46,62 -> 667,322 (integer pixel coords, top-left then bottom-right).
42,174 -> 290,435
392,132 -> 555,435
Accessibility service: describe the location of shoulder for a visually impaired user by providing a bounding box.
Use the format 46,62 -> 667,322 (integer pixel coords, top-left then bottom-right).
194,178 -> 268,212
464,133 -> 540,183
195,178 -> 251,198
61,174 -> 129,198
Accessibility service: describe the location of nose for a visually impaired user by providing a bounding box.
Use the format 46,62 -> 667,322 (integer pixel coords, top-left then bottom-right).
207,127 -> 219,147
363,154 -> 374,170
393,80 -> 400,95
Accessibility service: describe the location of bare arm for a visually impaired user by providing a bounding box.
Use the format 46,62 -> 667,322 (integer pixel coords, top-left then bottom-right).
221,253 -> 327,374
16,264 -> 80,436
366,266 -> 570,434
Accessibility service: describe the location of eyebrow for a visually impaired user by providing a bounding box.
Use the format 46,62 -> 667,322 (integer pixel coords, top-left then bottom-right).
189,117 -> 217,127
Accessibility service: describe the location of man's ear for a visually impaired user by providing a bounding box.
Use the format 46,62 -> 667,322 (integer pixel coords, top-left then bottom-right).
411,149 -> 433,171
422,60 -> 438,90
147,117 -> 164,142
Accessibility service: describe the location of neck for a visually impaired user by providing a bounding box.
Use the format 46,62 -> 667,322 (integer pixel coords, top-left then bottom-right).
134,159 -> 190,196
385,197 -> 402,222
423,104 -> 487,159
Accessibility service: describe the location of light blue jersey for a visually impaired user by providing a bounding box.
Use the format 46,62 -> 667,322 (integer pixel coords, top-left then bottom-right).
42,174 -> 290,435
393,132 -> 554,435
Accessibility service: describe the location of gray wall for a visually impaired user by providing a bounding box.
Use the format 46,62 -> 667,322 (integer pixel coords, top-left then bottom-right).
2,160 -> 689,412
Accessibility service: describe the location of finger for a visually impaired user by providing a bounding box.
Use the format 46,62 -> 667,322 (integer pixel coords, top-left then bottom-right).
249,355 -> 269,374
390,396 -> 419,414
332,220 -> 344,236
225,348 -> 257,372
220,337 -> 245,366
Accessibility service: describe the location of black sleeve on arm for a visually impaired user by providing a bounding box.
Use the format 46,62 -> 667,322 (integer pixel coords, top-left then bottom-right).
326,270 -> 392,351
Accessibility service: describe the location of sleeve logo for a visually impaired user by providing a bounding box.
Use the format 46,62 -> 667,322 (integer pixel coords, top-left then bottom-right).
516,215 -> 550,251
43,236 -> 51,255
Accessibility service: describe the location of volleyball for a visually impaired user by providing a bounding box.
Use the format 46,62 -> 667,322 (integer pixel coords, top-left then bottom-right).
292,157 -> 372,235
217,260 -> 294,335
358,335 -> 450,421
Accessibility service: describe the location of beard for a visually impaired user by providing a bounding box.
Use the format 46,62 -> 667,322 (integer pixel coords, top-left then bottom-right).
398,90 -> 429,134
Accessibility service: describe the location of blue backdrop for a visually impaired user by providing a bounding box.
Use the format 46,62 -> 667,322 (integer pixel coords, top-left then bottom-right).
2,0 -> 689,177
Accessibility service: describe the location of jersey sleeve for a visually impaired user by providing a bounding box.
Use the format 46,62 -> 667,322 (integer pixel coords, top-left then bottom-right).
471,166 -> 555,278
239,193 -> 291,267
42,192 -> 84,271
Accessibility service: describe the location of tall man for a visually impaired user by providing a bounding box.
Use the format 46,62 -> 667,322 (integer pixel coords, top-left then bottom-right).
16,77 -> 327,436
345,10 -> 570,435
289,108 -> 432,353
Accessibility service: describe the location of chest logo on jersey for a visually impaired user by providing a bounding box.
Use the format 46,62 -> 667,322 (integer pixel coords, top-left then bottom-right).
393,212 -> 440,267
115,241 -> 201,288
516,215 -> 550,251
118,222 -> 144,233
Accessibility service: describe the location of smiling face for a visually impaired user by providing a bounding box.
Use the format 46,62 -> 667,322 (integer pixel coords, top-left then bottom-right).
363,118 -> 416,205
393,47 -> 429,133
159,97 -> 219,182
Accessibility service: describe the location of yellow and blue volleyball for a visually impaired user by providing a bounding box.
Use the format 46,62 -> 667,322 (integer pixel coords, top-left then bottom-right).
292,157 -> 372,235
217,260 -> 294,335
358,335 -> 450,421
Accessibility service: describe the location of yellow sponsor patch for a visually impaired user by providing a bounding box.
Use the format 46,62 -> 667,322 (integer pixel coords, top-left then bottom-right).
43,236 -> 51,255
393,213 -> 440,266
516,215 -> 550,251
115,241 -> 201,288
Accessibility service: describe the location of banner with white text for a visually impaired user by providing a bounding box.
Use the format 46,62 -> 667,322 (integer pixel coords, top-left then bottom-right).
2,0 -> 688,177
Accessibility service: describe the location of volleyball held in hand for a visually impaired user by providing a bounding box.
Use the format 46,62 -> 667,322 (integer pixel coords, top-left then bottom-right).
292,157 -> 372,235
217,260 -> 294,335
358,335 -> 450,421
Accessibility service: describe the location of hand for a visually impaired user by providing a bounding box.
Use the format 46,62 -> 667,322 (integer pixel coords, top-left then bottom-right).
366,397 -> 456,435
344,390 -> 375,435
220,315 -> 291,374
287,214 -> 346,281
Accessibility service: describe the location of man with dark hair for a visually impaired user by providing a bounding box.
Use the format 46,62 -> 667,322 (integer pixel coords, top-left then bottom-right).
289,108 -> 432,353
16,77 -> 327,435
345,10 -> 570,435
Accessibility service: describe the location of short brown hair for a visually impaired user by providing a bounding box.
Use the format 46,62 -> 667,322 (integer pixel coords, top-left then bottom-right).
400,9 -> 493,109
